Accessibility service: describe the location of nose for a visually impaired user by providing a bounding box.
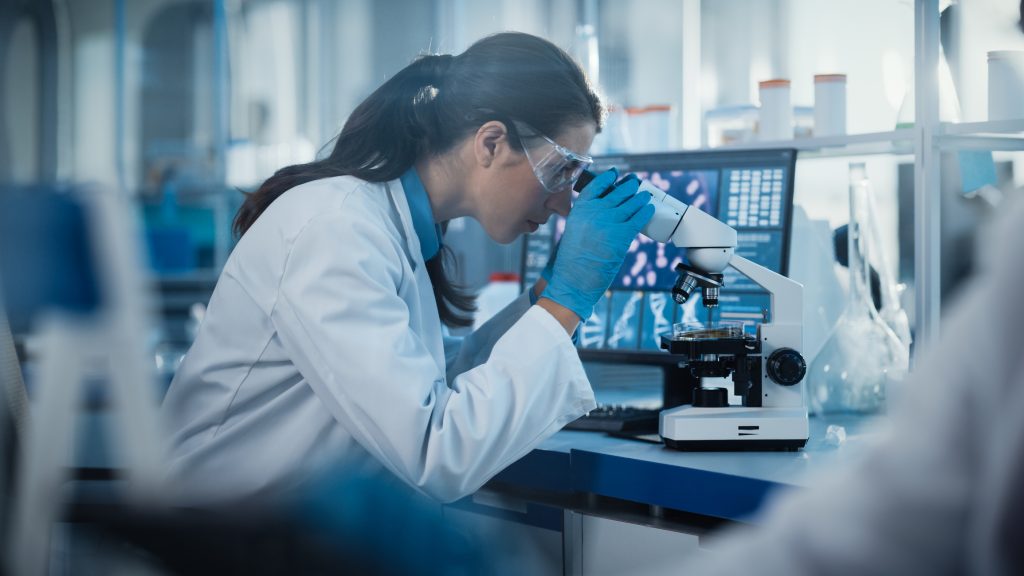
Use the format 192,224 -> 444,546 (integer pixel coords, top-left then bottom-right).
546,187 -> 572,217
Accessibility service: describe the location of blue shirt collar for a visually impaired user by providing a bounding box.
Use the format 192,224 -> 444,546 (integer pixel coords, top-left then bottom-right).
399,168 -> 442,261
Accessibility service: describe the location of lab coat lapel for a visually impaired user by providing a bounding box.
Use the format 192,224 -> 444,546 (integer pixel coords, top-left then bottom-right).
384,179 -> 446,374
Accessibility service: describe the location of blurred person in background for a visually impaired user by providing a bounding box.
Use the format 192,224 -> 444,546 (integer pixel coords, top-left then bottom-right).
681,195 -> 1024,576
680,7 -> 1024,574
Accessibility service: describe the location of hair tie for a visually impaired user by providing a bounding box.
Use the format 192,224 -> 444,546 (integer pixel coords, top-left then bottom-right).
413,54 -> 453,106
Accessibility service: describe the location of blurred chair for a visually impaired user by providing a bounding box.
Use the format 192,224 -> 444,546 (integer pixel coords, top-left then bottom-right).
0,305 -> 29,576
0,184 -> 165,575
1,185 -> 485,575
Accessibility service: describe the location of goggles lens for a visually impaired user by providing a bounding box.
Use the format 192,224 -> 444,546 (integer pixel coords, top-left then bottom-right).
520,130 -> 592,194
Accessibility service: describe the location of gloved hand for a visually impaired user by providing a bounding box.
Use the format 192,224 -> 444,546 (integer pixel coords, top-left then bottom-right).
540,244 -> 557,283
533,242 -> 558,305
541,169 -> 654,321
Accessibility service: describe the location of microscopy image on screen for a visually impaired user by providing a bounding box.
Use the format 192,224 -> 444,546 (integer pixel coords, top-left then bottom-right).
605,291 -> 643,349
674,290 -> 707,326
717,291 -> 772,330
611,169 -> 720,291
579,292 -> 610,349
639,292 -> 676,350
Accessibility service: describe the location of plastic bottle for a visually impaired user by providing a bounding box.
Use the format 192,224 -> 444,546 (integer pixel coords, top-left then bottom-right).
473,273 -> 521,331
813,73 -> 847,136
988,50 -> 1024,121
758,79 -> 793,141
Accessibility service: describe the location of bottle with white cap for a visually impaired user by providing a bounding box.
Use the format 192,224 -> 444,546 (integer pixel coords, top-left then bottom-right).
988,50 -> 1024,121
814,74 -> 847,136
758,79 -> 793,141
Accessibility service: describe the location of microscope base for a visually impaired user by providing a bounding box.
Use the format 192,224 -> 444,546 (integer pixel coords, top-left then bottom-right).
660,406 -> 809,451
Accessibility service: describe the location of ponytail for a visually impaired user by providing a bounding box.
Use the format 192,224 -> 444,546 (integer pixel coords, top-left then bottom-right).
234,33 -> 603,327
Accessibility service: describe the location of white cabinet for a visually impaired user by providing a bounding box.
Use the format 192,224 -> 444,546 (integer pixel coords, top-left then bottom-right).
449,493 -> 723,576
566,512 -> 709,576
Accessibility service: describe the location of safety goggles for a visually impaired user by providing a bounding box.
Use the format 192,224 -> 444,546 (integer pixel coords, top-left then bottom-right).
517,124 -> 593,194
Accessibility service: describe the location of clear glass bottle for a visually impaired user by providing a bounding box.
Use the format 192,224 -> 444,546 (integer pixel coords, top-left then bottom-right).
807,163 -> 909,415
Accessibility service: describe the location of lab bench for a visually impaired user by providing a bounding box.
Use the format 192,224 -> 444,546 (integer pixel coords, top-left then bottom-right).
447,414 -> 879,576
68,392 -> 877,575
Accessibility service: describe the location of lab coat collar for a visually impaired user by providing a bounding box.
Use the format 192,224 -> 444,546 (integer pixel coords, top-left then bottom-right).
399,168 -> 442,262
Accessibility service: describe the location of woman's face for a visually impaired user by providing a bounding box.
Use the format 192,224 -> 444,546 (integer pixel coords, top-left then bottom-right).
476,121 -> 597,245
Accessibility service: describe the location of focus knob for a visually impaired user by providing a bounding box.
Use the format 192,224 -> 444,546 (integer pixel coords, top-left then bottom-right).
767,348 -> 806,386
692,387 -> 729,408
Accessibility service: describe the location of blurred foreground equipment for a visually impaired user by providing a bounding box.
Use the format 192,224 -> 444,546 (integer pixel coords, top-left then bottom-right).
0,185 -> 165,575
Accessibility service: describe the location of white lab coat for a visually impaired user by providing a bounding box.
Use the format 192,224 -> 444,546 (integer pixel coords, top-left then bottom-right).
683,194 -> 1024,576
161,175 -> 595,503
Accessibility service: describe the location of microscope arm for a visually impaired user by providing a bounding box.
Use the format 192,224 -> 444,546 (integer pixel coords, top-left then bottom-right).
728,255 -> 803,327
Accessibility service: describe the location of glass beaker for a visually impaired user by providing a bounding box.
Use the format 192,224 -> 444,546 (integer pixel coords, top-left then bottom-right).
807,163 -> 909,415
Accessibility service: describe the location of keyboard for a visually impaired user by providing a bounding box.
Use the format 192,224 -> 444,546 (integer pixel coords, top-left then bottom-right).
563,404 -> 661,433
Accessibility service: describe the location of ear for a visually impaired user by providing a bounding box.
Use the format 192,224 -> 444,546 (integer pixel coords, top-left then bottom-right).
473,120 -> 512,168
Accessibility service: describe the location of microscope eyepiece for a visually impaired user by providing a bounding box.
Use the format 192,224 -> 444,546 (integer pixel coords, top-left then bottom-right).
573,170 -> 596,192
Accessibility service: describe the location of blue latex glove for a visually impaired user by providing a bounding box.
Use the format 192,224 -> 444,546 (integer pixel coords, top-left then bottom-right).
530,251 -> 555,306
539,245 -> 557,283
541,169 -> 654,321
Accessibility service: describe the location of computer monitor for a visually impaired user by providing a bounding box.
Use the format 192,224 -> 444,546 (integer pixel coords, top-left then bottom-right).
522,148 -> 798,366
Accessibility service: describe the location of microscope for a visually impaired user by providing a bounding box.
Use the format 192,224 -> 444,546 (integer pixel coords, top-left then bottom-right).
575,171 -> 809,450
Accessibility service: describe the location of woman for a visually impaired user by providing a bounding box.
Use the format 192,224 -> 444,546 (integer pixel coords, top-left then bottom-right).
162,32 -> 653,503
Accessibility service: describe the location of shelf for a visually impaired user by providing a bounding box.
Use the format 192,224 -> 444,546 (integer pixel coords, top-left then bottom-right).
936,120 -> 1024,151
940,119 -> 1024,135
709,129 -> 915,159
699,123 -> 1024,155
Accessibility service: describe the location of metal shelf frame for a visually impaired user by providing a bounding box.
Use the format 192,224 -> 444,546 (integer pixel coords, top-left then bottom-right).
717,129 -> 916,158
914,0 -> 942,354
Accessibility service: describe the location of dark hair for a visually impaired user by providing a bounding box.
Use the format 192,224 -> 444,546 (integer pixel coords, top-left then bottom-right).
234,32 -> 604,327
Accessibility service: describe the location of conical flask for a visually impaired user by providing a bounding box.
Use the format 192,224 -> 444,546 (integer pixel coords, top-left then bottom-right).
863,174 -> 913,351
807,163 -> 909,415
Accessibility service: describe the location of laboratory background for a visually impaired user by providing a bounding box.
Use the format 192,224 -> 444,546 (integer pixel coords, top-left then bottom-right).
2,0 -> 1024,574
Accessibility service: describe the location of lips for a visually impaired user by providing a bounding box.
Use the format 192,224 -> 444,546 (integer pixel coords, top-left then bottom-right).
527,213 -> 552,232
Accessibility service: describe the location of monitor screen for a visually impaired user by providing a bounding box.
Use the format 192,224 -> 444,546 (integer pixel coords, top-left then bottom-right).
522,148 -> 798,358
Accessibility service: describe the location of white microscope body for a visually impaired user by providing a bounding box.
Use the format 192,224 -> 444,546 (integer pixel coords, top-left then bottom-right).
577,170 -> 809,450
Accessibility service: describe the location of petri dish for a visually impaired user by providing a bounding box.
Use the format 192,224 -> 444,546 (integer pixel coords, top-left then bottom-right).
671,321 -> 745,341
